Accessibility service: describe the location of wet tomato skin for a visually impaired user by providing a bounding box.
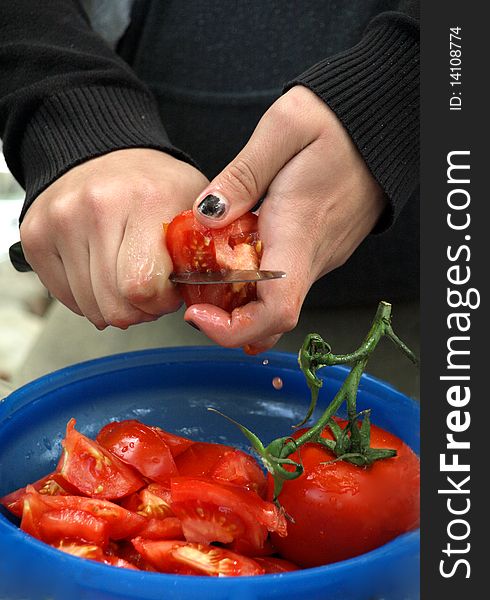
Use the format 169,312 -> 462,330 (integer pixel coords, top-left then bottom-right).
270,422 -> 420,567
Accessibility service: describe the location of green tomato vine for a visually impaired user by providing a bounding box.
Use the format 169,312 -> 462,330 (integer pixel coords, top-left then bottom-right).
210,301 -> 419,505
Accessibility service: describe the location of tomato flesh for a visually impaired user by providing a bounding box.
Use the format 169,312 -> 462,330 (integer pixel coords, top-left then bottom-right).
170,477 -> 286,553
165,210 -> 263,311
58,419 -> 144,500
0,472 -> 78,517
132,538 -> 265,576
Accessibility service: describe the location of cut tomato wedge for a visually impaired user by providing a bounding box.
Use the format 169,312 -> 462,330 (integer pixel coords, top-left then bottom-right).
174,443 -> 266,496
39,508 -> 109,547
132,538 -> 265,576
57,419 -> 144,499
96,420 -> 178,484
19,487 -> 145,540
210,449 -> 267,497
170,477 -> 286,553
55,540 -> 106,561
174,442 -> 233,477
138,517 -> 184,540
150,426 -> 195,458
0,472 -> 79,517
120,483 -> 173,520
253,556 -> 299,573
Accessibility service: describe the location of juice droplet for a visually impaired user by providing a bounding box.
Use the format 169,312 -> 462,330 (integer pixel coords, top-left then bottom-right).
272,376 -> 283,390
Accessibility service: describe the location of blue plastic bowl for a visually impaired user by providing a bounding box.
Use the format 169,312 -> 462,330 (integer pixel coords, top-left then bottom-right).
0,347 -> 419,600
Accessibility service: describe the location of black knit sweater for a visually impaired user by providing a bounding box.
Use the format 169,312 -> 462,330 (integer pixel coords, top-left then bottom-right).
0,0 -> 420,306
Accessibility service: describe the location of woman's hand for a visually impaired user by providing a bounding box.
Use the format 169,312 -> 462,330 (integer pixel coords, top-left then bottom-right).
188,86 -> 386,352
21,148 -> 209,329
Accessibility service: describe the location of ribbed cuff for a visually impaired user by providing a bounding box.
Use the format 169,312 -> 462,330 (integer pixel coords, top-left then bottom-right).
285,13 -> 419,230
19,85 -> 196,222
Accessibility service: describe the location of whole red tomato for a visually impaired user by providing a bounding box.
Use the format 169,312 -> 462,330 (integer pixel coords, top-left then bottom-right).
165,210 -> 262,312
269,422 -> 420,567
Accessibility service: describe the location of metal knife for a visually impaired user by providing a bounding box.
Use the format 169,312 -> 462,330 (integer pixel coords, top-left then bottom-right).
170,270 -> 286,285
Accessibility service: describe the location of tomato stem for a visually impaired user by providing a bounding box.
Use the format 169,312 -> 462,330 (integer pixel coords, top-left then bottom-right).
211,301 -> 418,502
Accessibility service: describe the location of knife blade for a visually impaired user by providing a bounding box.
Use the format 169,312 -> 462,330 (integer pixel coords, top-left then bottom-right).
170,270 -> 286,284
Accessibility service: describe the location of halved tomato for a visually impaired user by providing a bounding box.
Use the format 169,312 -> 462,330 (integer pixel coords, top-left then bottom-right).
96,420 -> 178,484
165,210 -> 262,311
57,419 -> 144,499
132,538 -> 265,576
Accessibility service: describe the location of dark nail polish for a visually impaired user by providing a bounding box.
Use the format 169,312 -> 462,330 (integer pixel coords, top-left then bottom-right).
186,320 -> 201,331
197,194 -> 227,218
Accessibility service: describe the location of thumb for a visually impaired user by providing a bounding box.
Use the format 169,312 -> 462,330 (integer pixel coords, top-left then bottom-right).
193,100 -> 314,228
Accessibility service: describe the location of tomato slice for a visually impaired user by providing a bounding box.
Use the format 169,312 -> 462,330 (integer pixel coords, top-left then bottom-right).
57,419 -> 144,499
170,477 -> 286,552
175,442 -> 267,496
20,487 -> 145,540
253,557 -> 299,573
174,442 -> 233,477
96,420 -> 178,484
39,508 -> 109,546
0,472 -> 79,517
120,483 -> 174,519
138,517 -> 184,540
165,210 -> 263,311
101,555 -> 139,570
55,540 -> 106,561
115,540 -> 157,571
132,538 -> 265,576
210,449 -> 267,497
150,426 -> 195,457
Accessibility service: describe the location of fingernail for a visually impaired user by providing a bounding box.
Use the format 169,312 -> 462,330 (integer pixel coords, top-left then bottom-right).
197,194 -> 228,219
186,320 -> 201,331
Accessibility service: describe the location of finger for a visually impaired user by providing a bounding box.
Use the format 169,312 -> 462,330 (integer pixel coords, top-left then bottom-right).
242,334 -> 283,355
117,216 -> 182,316
29,254 -> 83,316
88,230 -> 160,329
193,98 -> 315,228
59,245 -> 108,329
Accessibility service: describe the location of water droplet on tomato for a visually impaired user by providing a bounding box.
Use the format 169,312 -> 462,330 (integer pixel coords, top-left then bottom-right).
129,441 -> 135,449
121,446 -> 128,453
272,377 -> 283,390
151,457 -> 160,463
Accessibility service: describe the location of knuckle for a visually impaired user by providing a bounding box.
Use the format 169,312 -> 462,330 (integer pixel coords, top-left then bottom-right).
224,158 -> 260,199
20,218 -> 44,255
47,195 -> 77,231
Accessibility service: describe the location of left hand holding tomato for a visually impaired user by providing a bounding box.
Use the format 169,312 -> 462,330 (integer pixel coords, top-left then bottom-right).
187,86 -> 386,352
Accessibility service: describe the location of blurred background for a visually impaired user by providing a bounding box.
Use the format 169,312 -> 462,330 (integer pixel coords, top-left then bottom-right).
0,145 -> 419,399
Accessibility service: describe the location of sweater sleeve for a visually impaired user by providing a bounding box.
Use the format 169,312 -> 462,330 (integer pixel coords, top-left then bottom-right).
284,10 -> 419,230
0,0 -> 193,225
